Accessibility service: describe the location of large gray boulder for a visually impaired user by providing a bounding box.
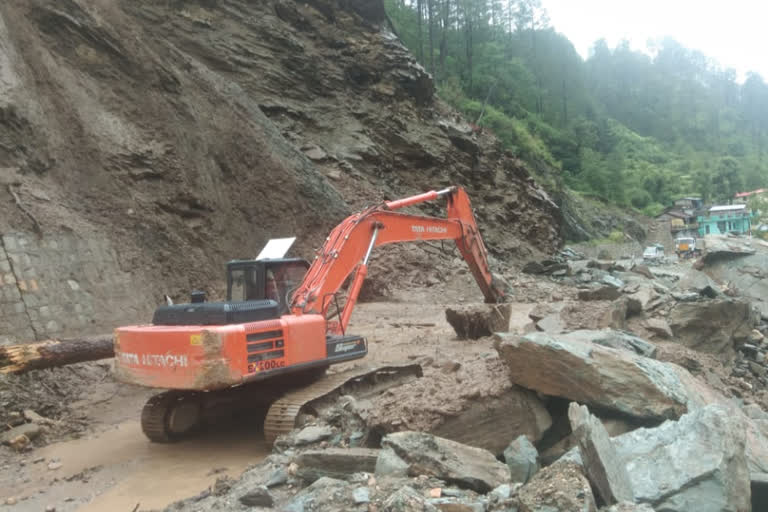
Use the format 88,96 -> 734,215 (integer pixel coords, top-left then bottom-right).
702,249 -> 768,317
667,297 -> 756,360
494,331 -> 690,421
503,435 -> 539,484
569,403 -> 634,505
560,329 -> 657,358
612,404 -> 750,512
379,431 -> 510,493
295,448 -> 379,483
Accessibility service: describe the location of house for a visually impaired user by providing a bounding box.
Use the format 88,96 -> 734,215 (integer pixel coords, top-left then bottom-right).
734,188 -> 766,204
674,197 -> 703,209
697,204 -> 755,236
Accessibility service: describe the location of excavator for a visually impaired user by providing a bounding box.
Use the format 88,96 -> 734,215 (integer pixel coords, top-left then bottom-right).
114,186 -> 505,443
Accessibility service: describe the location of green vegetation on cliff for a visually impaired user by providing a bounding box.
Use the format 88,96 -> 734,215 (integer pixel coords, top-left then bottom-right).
385,0 -> 768,215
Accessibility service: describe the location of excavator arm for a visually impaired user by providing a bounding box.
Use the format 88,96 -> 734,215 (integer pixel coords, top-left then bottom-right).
290,186 -> 505,335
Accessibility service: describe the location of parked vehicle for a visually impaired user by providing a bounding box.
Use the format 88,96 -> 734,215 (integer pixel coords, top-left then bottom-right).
675,237 -> 700,258
642,244 -> 665,261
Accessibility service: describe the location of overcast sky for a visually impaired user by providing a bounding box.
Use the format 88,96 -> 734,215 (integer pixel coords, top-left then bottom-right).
541,0 -> 765,81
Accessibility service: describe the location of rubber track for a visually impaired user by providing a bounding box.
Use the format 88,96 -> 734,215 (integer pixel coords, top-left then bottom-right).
263,363 -> 422,444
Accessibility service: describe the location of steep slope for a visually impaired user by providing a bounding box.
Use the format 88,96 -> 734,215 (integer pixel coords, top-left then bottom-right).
0,0 -> 561,342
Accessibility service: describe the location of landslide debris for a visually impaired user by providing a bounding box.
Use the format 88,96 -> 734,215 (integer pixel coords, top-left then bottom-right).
0,0 -> 562,338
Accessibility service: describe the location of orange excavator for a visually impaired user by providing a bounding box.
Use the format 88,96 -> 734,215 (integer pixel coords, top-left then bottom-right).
114,186 -> 504,443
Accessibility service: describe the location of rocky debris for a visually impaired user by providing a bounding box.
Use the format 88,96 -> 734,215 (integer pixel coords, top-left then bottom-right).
238,486 -> 274,508
494,331 -> 691,421
602,503 -> 656,512
560,247 -> 586,260
568,403 -> 634,506
702,248 -> 768,317
642,318 -> 673,339
700,234 -> 756,263
624,285 -> 657,315
630,264 -> 654,280
368,355 -> 552,454
281,476 -> 355,512
379,432 -> 510,493
517,460 -> 597,512
578,286 -> 622,301
292,425 -> 334,445
522,259 -> 569,276
558,329 -> 656,358
382,486 -> 439,512
1,422 -> 42,446
504,435 -> 539,484
295,448 -> 379,483
445,304 -> 512,340
667,297 -> 757,361
612,404 -> 751,512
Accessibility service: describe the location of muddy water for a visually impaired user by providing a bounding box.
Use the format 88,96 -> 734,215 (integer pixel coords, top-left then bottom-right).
7,420 -> 268,512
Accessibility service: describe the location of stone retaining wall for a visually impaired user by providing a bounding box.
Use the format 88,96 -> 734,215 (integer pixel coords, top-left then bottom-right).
0,232 -> 152,345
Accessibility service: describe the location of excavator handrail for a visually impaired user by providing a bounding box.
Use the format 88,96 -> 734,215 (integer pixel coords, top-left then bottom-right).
290,186 -> 504,334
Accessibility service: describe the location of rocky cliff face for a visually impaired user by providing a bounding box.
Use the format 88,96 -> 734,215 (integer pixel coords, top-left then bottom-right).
0,0 -> 562,342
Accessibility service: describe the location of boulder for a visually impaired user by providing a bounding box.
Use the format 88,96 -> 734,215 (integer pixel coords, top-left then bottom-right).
568,403 -> 634,505
631,264 -> 654,280
578,286 -> 622,301
430,387 -> 552,454
295,448 -> 379,482
612,404 -> 750,512
380,431 -> 510,493
625,285 -> 657,315
1,423 -> 41,445
282,477 -> 354,512
558,329 -> 656,358
239,486 -> 274,508
667,297 -> 756,360
642,318 -> 673,339
494,332 -> 690,421
517,460 -> 596,512
503,435 -> 539,484
383,486 -> 439,512
445,304 -> 512,340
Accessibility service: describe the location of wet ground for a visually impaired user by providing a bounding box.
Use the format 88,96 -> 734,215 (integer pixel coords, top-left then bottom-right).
2,274 -> 536,511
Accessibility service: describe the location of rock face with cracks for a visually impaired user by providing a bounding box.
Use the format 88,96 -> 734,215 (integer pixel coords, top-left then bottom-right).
667,297 -> 756,361
568,402 -> 634,506
379,431 -> 510,493
612,404 -> 751,512
368,355 -> 552,454
494,331 -> 691,420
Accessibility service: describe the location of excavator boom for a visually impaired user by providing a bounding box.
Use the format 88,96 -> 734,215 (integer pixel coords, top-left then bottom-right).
291,186 -> 504,333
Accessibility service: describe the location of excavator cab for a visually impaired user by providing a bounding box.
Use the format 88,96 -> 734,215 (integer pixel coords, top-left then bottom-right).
226,258 -> 310,313
150,258 -> 310,327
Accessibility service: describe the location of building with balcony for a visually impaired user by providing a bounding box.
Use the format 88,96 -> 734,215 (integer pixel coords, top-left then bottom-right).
697,204 -> 755,236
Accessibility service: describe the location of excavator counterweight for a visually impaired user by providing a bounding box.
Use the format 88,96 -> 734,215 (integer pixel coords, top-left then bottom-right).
114,186 -> 503,442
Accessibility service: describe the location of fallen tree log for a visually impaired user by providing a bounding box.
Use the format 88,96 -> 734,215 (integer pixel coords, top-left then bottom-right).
0,336 -> 114,374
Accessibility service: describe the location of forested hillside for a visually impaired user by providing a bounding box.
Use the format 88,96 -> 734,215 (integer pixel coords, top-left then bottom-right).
385,0 -> 768,216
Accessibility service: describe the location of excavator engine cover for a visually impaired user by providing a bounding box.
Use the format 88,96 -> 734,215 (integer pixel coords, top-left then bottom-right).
152,300 -> 280,326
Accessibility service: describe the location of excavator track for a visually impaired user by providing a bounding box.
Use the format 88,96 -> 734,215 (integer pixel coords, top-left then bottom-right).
141,391 -> 202,443
263,362 -> 422,444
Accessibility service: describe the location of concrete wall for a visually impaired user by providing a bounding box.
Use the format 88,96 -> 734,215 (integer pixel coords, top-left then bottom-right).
0,231 -> 153,345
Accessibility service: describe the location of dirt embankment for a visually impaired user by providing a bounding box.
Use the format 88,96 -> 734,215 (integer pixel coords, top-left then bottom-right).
0,0 -> 562,339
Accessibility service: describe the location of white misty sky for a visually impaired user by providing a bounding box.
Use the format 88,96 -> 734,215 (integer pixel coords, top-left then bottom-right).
541,0 -> 766,81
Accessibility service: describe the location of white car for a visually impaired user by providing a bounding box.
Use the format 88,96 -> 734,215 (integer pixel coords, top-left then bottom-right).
642,245 -> 665,261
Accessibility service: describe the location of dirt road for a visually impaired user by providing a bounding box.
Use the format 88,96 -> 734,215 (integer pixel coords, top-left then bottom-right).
2,276 -> 534,512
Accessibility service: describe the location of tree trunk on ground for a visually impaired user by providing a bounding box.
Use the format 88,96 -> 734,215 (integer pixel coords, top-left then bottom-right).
0,336 -> 113,374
